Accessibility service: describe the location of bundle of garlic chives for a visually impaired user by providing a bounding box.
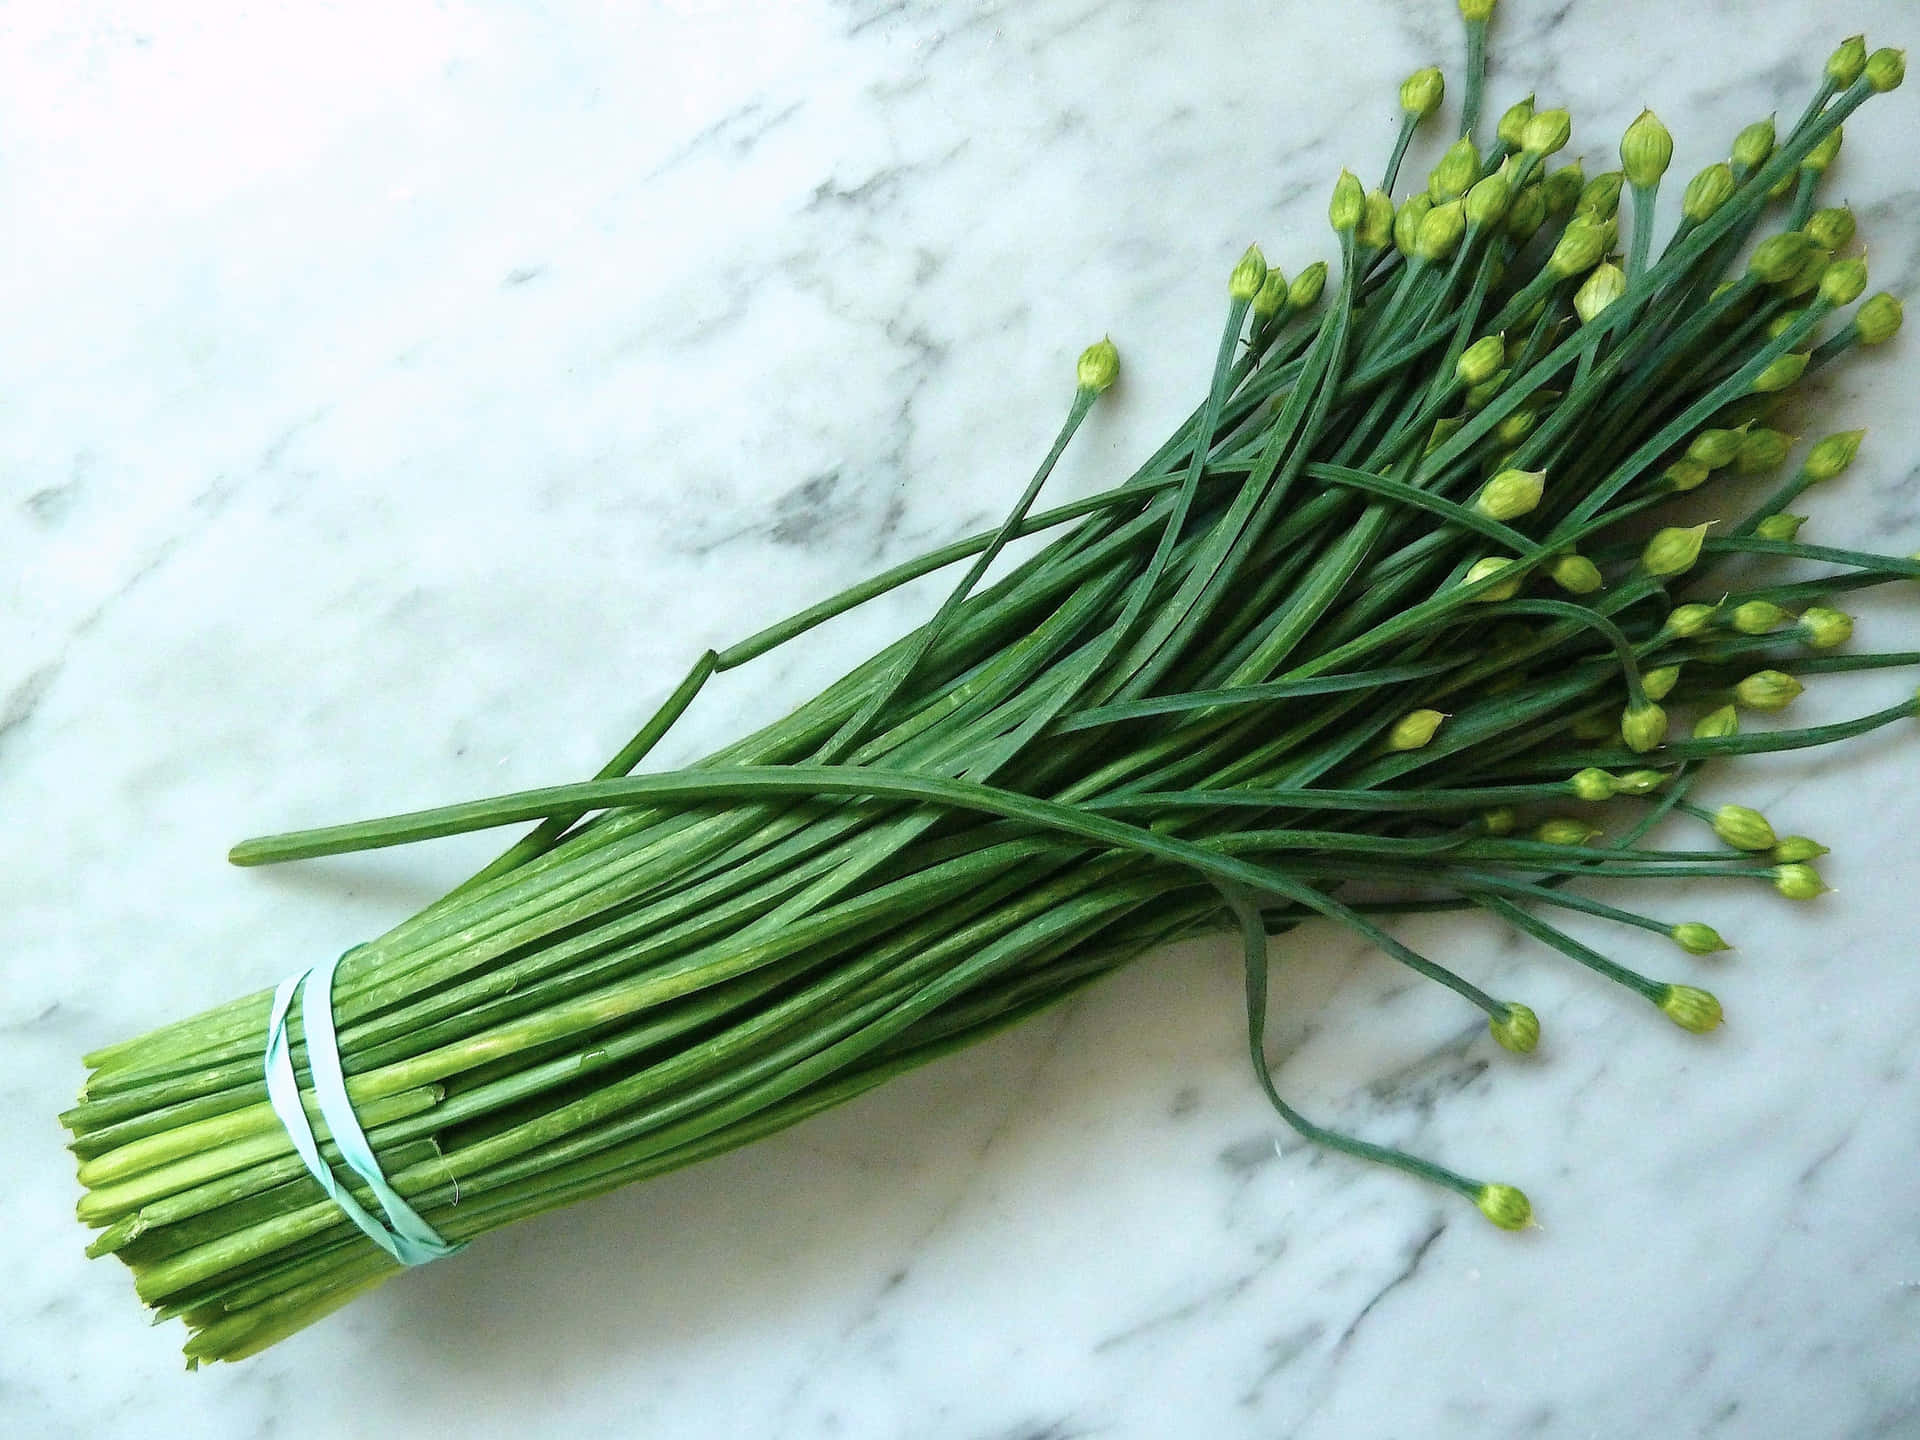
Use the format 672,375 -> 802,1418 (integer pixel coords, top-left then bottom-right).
64,13 -> 1915,1365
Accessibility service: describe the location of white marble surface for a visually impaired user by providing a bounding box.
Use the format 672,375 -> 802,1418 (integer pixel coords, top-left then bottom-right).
6,1 -> 1920,1435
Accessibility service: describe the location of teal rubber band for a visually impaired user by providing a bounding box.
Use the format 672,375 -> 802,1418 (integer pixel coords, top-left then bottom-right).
263,947 -> 463,1267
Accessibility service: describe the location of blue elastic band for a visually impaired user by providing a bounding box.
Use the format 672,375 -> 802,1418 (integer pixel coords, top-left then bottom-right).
263,947 -> 463,1267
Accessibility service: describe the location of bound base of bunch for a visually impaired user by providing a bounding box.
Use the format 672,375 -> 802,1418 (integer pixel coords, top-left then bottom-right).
63,10 -> 1915,1365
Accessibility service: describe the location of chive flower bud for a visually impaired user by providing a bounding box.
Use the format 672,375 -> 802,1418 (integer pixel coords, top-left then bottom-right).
1475,1182 -> 1531,1231
1548,552 -> 1603,595
1659,984 -> 1723,1033
1456,336 -> 1505,387
1866,47 -> 1906,93
1641,523 -> 1710,576
1575,169 -> 1624,220
1821,258 -> 1869,307
1682,162 -> 1737,223
1621,110 -> 1674,187
1734,428 -> 1794,474
1463,556 -> 1522,601
1546,215 -> 1609,279
1748,232 -> 1811,284
1614,769 -> 1668,795
1357,189 -> 1395,250
1459,0 -> 1497,20
1416,200 -> 1468,261
1798,606 -> 1853,649
1490,1003 -> 1540,1055
1474,465 -> 1544,519
1672,923 -> 1731,956
1481,805 -> 1517,836
1687,427 -> 1744,469
1569,767 -> 1617,801
1767,309 -> 1808,341
1802,126 -> 1843,175
1394,193 -> 1434,258
1229,244 -> 1269,301
1289,262 -> 1329,309
1773,862 -> 1828,900
1251,268 -> 1290,322
1772,836 -> 1829,864
1805,206 -> 1856,252
1752,352 -> 1809,393
1494,408 -> 1537,445
1713,803 -> 1777,851
1827,35 -> 1868,87
1535,817 -> 1600,846
1506,185 -> 1548,241
1401,66 -> 1445,118
1429,137 -> 1481,204
1767,168 -> 1799,202
1075,337 -> 1120,393
1465,370 -> 1509,410
1730,599 -> 1790,634
1663,458 -> 1711,492
1731,116 -> 1776,173
1541,160 -> 1585,214
1487,93 -> 1530,149
1388,708 -> 1447,751
1329,170 -> 1366,234
1664,603 -> 1718,638
1464,172 -> 1512,228
1642,665 -> 1681,702
1855,292 -> 1903,344
1753,512 -> 1805,542
1521,108 -> 1573,159
1574,262 -> 1627,324
1803,429 -> 1864,482
1622,701 -> 1668,753
1735,669 -> 1803,711
1694,704 -> 1739,739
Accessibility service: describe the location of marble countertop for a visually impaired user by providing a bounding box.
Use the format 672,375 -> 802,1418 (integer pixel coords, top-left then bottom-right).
6,1 -> 1919,1435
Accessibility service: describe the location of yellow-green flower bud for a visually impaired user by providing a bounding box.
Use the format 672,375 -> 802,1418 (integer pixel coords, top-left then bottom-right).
1827,35 -> 1868,88
1459,0 -> 1497,19
1856,292 -> 1903,344
1772,835 -> 1829,864
1548,552 -> 1604,595
1803,126 -> 1843,175
1496,94 -> 1536,151
1621,110 -> 1674,188
1693,704 -> 1739,740
1730,599 -> 1791,634
1748,232 -> 1811,284
1798,606 -> 1854,649
1463,555 -> 1522,601
1767,307 -> 1809,340
1665,603 -> 1719,638
1773,862 -> 1828,900
1465,369 -> 1509,410
1681,162 -> 1737,223
1731,116 -> 1776,173
1734,428 -> 1794,474
1622,701 -> 1669,753
1481,805 -> 1517,836
1753,512 -> 1806,542
1803,429 -> 1864,481
1545,215 -> 1608,280
1465,171 -> 1512,229
1229,244 -> 1269,301
1767,168 -> 1799,202
1075,337 -> 1120,393
1752,351 -> 1809,393
1805,206 -> 1856,252
1569,767 -> 1617,802
1456,334 -> 1507,388
1535,816 -> 1600,846
1576,169 -> 1625,220
1251,268 -> 1290,322
1429,137 -> 1481,203
1687,427 -> 1744,468
1475,1182 -> 1531,1230
1735,669 -> 1803,711
1357,189 -> 1395,251
1475,466 -> 1545,519
1821,257 -> 1869,307
1642,523 -> 1710,577
1541,161 -> 1585,214
1394,193 -> 1434,258
1388,708 -> 1447,751
1664,458 -> 1711,492
1416,199 -> 1468,261
1642,665 -> 1681,702
1329,170 -> 1366,234
1522,107 -> 1573,159
1494,408 -> 1537,446
1659,984 -> 1723,1033
1490,1003 -> 1540,1055
1713,803 -> 1777,851
1506,184 -> 1549,242
1672,922 -> 1731,956
1401,65 -> 1446,118
1574,262 -> 1627,324
1866,47 -> 1906,93
1614,769 -> 1668,795
1288,261 -> 1329,310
